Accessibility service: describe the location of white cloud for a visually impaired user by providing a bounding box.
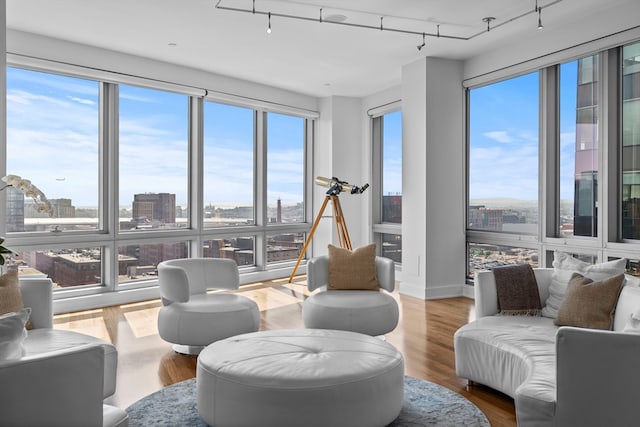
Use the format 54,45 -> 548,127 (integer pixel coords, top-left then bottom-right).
68,96 -> 96,106
484,131 -> 515,143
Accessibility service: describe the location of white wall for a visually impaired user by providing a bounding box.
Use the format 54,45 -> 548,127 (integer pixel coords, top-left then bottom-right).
464,5 -> 640,85
7,30 -> 318,113
311,96 -> 366,257
400,57 -> 466,299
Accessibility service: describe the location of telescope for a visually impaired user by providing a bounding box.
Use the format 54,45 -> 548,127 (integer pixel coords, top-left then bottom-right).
315,176 -> 369,195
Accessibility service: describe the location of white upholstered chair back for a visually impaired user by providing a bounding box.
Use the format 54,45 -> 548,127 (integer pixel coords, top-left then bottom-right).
158,258 -> 240,304
307,255 -> 395,292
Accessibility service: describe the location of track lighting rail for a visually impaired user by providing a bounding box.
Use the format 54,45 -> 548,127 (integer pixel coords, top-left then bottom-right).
215,0 -> 562,44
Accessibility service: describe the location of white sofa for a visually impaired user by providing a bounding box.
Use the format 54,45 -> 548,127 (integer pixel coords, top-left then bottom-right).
454,268 -> 640,427
0,277 -> 127,427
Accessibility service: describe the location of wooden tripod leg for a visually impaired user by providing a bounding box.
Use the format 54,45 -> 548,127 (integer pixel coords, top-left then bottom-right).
288,196 -> 331,283
331,195 -> 352,250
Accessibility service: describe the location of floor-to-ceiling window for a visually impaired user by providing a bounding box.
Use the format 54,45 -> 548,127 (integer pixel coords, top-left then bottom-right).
202,101 -> 256,265
265,112 -> 306,264
372,109 -> 402,263
467,72 -> 540,278
2,63 -> 314,300
466,41 -> 640,280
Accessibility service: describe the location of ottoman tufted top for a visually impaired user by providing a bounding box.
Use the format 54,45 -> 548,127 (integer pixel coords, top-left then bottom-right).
197,328 -> 403,389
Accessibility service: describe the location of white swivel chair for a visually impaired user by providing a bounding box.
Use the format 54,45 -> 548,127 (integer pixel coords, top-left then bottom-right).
157,258 -> 260,355
0,277 -> 127,427
302,255 -> 399,336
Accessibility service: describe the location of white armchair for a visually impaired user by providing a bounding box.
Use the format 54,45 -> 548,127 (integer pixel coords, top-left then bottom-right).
302,255 -> 399,336
157,258 -> 260,354
0,277 -> 127,427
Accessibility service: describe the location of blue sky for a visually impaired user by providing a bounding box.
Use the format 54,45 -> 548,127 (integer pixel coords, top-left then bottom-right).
469,62 -> 580,202
383,110 -> 402,195
7,62 -> 582,208
6,67 -> 304,207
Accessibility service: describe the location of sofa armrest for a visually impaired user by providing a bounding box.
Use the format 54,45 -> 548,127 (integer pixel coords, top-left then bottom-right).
474,270 -> 499,318
19,277 -> 53,329
0,344 -> 104,427
556,327 -> 640,427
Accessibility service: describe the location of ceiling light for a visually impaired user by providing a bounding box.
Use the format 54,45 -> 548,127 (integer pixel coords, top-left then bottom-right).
482,17 -> 495,32
267,11 -> 272,34
536,1 -> 544,30
216,0 -> 563,46
417,33 -> 426,51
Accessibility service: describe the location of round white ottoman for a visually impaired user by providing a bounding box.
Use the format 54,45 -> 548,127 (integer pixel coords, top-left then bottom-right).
196,329 -> 404,427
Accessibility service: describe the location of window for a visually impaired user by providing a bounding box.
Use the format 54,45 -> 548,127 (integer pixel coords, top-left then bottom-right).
372,109 -> 402,263
9,246 -> 103,289
118,85 -> 189,231
622,42 -> 640,239
203,236 -> 255,266
382,111 -> 402,224
266,112 -> 305,224
203,102 -> 255,227
467,243 -> 538,279
560,56 -> 599,238
467,41 -> 640,281
468,72 -> 539,234
3,64 -> 313,302
118,241 -> 188,286
6,67 -> 100,232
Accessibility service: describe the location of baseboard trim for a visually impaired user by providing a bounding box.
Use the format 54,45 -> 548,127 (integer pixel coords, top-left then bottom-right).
399,282 -> 469,300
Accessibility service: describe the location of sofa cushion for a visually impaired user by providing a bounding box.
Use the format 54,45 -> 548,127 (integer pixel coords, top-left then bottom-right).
454,315 -> 558,426
541,252 -> 626,319
622,307 -> 640,334
614,284 -> 640,331
0,308 -> 31,360
327,244 -> 379,291
555,273 -> 625,330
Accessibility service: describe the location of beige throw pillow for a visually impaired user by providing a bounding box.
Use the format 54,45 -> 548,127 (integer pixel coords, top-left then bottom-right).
0,271 -> 24,316
327,243 -> 379,291
555,272 -> 625,330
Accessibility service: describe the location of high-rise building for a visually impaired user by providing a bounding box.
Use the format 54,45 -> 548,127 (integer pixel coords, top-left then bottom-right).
573,56 -> 599,237
622,44 -> 640,239
382,195 -> 402,223
132,193 -> 176,226
5,186 -> 24,232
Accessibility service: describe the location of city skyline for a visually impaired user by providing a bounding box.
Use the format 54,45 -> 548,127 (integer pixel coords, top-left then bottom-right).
6,67 -> 306,207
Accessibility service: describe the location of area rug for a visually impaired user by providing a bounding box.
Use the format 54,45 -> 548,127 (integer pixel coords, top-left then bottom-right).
126,376 -> 490,426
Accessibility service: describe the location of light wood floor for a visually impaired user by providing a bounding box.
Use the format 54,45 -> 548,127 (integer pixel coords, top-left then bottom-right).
53,276 -> 516,427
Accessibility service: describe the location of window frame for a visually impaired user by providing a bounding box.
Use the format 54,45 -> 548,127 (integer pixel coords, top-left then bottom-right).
371,105 -> 402,263
2,58 -> 316,301
465,42 -> 640,281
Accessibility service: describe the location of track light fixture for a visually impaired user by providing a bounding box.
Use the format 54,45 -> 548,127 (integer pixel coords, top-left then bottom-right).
536,0 -> 544,29
482,17 -> 495,32
217,0 -> 562,46
417,33 -> 426,51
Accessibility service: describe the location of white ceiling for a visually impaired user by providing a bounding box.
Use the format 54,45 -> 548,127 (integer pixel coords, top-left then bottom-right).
6,0 -> 640,97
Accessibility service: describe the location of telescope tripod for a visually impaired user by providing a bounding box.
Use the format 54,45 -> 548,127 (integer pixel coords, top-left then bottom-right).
288,194 -> 352,283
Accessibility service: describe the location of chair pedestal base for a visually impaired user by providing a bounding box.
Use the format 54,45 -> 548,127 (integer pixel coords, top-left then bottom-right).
173,344 -> 205,355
